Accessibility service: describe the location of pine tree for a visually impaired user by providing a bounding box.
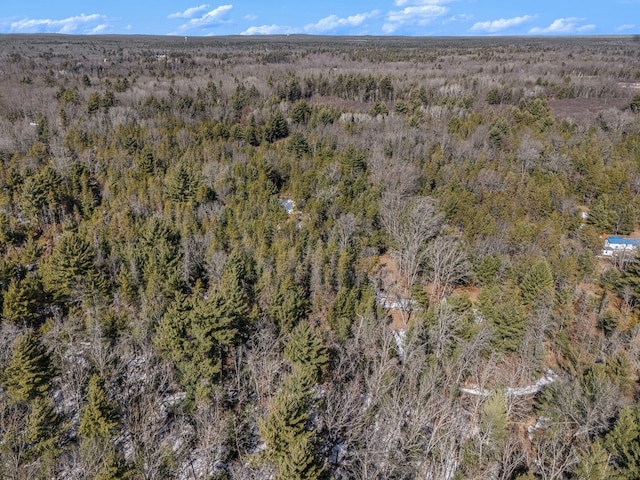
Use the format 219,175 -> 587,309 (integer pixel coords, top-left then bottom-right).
259,369 -> 322,479
137,217 -> 183,298
268,275 -> 309,332
116,264 -> 137,305
479,285 -> 527,352
79,374 -> 118,441
277,431 -> 323,480
481,388 -> 508,447
95,450 -> 130,480
520,259 -> 555,308
166,162 -> 201,203
154,292 -> 237,402
328,287 -> 357,341
2,276 -> 38,325
2,332 -> 55,403
263,110 -> 289,143
218,249 -> 255,335
24,396 -> 61,463
574,441 -> 612,480
602,403 -> 640,479
283,322 -> 328,384
79,375 -> 126,479
42,231 -> 106,304
291,99 -> 311,125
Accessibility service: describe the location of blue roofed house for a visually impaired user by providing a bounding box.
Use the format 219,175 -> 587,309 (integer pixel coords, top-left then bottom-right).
602,235 -> 640,256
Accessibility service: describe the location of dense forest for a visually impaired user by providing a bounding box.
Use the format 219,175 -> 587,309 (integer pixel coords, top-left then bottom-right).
0,34 -> 639,479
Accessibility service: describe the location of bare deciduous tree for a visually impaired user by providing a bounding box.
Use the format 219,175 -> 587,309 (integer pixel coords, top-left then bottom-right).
426,235 -> 471,301
380,194 -> 443,291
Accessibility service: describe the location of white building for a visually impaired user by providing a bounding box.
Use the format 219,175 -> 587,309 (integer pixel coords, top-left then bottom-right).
602,235 -> 640,256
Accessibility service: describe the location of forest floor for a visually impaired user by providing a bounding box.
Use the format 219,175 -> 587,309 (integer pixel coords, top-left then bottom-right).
374,253 -> 480,331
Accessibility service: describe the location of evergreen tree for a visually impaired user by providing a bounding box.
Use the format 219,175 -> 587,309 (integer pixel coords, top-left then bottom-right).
137,217 -> 183,298
277,431 -> 323,480
218,249 -> 255,334
520,259 -> 555,308
602,403 -> 640,479
328,286 -> 357,341
264,110 -> 289,143
291,100 -> 311,125
42,231 -> 106,304
154,293 -> 237,402
259,369 -> 323,479
283,322 -> 328,384
268,275 -> 309,332
2,276 -> 38,325
166,162 -> 201,203
288,132 -> 311,158
479,285 -> 527,352
481,388 -> 508,447
20,166 -> 64,224
24,396 -> 61,463
95,450 -> 130,480
574,441 -> 612,480
1,332 -> 55,403
79,375 -> 128,480
473,254 -> 502,286
79,374 -> 118,441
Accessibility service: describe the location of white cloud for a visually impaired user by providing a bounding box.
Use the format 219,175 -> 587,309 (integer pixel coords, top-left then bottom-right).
90,24 -> 109,34
445,13 -> 473,23
174,5 -> 233,33
383,5 -> 448,33
529,17 -> 595,34
168,4 -> 209,19
242,10 -> 378,35
10,13 -> 108,34
244,14 -> 258,21
241,24 -> 296,35
304,11 -> 379,33
469,14 -> 536,33
617,24 -> 636,31
577,24 -> 596,32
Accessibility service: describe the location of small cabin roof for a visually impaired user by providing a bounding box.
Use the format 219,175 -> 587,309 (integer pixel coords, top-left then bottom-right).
606,236 -> 640,245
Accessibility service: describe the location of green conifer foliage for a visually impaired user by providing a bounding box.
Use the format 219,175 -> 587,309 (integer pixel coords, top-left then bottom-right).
154,293 -> 237,402
283,322 -> 328,384
24,396 -> 61,462
268,275 -> 309,332
602,403 -> 640,479
574,441 -> 612,480
277,431 -> 323,480
328,287 -> 357,341
520,259 -> 555,308
291,100 -> 311,125
481,388 -> 508,447
94,450 -> 130,480
166,162 -> 202,203
259,369 -> 323,479
473,254 -> 502,286
20,166 -> 64,224
136,217 -> 183,297
42,231 -> 106,304
479,285 -> 527,352
287,132 -> 311,158
263,110 -> 289,143
218,249 -> 256,331
2,276 -> 38,325
79,374 -> 118,441
2,332 -> 55,403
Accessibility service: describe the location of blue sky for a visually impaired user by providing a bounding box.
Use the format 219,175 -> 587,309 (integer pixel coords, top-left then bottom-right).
0,0 -> 638,36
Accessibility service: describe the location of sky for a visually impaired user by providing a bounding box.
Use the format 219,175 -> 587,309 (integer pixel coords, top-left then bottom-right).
0,0 -> 638,37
